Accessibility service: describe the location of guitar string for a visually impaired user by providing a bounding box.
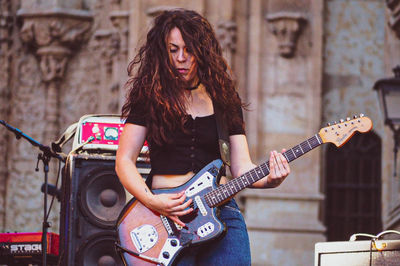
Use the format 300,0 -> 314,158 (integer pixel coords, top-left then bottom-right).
205,135 -> 323,207
125,135 -> 333,252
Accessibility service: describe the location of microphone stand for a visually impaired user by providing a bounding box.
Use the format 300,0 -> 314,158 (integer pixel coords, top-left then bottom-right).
0,120 -> 64,266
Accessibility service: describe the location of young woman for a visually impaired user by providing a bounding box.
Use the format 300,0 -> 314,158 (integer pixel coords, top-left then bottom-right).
116,8 -> 290,265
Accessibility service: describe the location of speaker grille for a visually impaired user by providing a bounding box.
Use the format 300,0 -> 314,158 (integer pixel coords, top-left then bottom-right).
60,154 -> 151,266
78,167 -> 126,229
76,232 -> 123,266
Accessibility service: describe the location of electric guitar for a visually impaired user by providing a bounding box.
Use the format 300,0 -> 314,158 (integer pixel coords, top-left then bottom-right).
115,115 -> 373,266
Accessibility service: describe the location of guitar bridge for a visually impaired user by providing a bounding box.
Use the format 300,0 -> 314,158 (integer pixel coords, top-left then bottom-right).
130,224 -> 158,253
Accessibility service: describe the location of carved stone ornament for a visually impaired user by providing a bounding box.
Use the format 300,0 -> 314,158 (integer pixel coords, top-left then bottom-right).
17,8 -> 93,140
17,8 -> 93,83
216,20 -> 237,52
0,0 -> 12,45
386,0 -> 400,38
265,12 -> 307,58
93,29 -> 120,74
110,10 -> 129,55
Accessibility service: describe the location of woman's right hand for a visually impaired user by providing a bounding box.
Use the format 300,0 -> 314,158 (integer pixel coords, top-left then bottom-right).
148,191 -> 193,227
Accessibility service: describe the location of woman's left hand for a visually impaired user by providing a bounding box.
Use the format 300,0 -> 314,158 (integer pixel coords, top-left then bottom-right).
266,149 -> 290,188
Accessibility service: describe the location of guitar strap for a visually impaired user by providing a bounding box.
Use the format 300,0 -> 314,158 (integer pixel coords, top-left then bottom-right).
213,101 -> 231,167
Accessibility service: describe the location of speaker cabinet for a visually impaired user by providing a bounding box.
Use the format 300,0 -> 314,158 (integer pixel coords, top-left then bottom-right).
60,154 -> 150,266
315,239 -> 400,266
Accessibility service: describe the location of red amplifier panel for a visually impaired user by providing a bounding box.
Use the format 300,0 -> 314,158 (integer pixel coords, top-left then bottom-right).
72,115 -> 126,151
0,232 -> 59,256
81,121 -> 125,146
73,115 -> 150,160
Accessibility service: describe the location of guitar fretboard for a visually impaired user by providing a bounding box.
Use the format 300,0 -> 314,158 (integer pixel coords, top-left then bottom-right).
204,134 -> 323,207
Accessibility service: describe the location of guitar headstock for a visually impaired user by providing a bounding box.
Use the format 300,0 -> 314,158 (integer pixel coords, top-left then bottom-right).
319,114 -> 373,147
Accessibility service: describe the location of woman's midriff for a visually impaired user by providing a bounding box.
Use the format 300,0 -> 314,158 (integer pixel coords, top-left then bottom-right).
151,171 -> 228,189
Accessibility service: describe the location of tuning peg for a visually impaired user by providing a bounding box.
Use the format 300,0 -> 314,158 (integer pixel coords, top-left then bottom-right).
353,115 -> 358,119
340,119 -> 344,123
360,113 -> 364,117
346,117 -> 350,121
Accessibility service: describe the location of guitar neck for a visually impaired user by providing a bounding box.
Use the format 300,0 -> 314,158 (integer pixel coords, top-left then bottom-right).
205,134 -> 324,207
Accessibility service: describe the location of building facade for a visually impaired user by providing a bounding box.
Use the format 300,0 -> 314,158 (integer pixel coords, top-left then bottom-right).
0,0 -> 399,265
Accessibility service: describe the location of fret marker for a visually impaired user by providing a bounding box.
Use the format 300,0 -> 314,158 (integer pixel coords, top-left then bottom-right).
299,145 -> 304,153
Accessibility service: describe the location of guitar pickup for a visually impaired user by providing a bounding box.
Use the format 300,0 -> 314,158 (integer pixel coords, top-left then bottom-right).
194,196 -> 207,216
185,172 -> 213,197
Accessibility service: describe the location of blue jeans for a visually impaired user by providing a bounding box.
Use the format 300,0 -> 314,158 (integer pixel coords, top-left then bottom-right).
175,199 -> 251,266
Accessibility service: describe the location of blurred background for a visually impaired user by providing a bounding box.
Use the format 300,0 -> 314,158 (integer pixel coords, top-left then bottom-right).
1,0 -> 399,265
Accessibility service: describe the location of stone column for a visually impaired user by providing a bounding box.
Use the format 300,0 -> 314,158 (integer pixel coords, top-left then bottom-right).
110,0 -> 130,112
3,4 -> 93,232
0,0 -> 12,230
242,0 -> 325,265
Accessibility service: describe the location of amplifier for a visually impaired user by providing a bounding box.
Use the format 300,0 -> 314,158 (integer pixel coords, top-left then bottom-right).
0,232 -> 59,265
71,114 -> 149,160
315,239 -> 400,265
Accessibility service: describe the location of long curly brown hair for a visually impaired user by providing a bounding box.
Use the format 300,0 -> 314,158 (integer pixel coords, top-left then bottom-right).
122,8 -> 244,146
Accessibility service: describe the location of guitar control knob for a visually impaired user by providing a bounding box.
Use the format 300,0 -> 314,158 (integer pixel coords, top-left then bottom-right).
171,240 -> 178,247
340,119 -> 344,123
346,117 -> 350,121
353,115 -> 358,119
163,252 -> 170,259
360,113 -> 364,117
334,121 -> 337,125
327,123 -> 331,126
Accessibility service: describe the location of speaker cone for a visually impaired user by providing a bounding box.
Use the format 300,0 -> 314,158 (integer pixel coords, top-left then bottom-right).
78,167 -> 126,228
76,232 -> 122,266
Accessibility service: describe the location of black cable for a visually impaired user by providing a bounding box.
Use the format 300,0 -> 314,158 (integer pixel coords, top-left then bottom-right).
46,160 -> 62,220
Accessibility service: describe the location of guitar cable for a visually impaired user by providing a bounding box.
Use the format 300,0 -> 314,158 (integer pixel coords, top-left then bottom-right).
115,242 -> 165,265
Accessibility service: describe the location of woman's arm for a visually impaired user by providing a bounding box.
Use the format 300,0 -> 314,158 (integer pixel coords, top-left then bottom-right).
229,134 -> 290,188
116,123 -> 192,226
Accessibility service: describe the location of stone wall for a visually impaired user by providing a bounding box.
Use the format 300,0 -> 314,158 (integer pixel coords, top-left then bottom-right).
0,0 -> 399,265
382,0 -> 400,231
0,0 -> 13,230
322,0 -> 400,233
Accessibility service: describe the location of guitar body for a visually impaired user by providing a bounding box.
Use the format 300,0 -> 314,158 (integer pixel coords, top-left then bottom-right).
116,160 -> 226,266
